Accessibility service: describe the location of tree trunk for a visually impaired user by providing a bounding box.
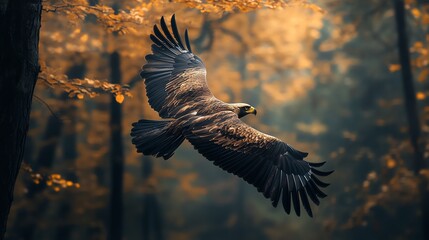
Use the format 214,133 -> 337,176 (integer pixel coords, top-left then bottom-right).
108,51 -> 124,240
0,0 -> 42,238
393,0 -> 429,239
142,157 -> 164,240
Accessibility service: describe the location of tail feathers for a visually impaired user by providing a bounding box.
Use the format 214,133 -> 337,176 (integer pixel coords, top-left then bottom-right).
131,119 -> 184,160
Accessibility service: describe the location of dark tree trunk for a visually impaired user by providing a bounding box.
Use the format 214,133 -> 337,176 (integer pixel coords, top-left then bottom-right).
0,0 -> 42,238
108,51 -> 124,240
142,157 -> 164,240
393,0 -> 429,239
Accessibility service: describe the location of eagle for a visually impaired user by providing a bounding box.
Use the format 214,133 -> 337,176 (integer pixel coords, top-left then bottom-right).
131,15 -> 333,217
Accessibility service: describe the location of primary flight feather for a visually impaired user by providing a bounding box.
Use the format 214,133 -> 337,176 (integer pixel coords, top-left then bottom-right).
131,15 -> 333,217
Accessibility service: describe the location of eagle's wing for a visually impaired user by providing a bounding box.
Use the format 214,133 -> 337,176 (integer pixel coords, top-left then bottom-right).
141,15 -> 213,119
182,111 -> 333,217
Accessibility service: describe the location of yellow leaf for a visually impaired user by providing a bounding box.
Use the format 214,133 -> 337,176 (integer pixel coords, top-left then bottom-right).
77,93 -> 84,99
414,41 -> 423,49
416,92 -> 426,100
52,174 -> 61,179
411,8 -> 421,18
86,78 -> 94,84
80,34 -> 89,43
115,94 -> 124,104
386,158 -> 396,169
389,64 -> 401,72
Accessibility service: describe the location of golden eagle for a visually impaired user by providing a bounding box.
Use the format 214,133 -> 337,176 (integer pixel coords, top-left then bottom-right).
131,15 -> 333,217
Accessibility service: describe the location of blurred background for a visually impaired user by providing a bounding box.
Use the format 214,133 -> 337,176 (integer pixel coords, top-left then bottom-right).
5,0 -> 429,239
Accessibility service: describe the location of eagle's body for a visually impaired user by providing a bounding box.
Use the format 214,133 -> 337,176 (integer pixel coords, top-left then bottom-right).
131,15 -> 333,217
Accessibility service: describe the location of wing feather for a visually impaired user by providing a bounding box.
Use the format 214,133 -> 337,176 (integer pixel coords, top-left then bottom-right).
171,15 -> 186,49
160,16 -> 180,48
141,15 -> 214,119
182,111 -> 333,217
184,29 -> 192,52
282,181 -> 292,214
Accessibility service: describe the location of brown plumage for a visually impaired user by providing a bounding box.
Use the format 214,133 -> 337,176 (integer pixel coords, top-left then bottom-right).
131,15 -> 333,217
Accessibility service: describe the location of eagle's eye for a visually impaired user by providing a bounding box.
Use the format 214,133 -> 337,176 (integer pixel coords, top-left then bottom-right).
244,106 -> 250,110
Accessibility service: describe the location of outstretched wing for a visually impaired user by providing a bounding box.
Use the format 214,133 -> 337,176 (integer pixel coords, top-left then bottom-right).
182,111 -> 333,217
141,15 -> 214,119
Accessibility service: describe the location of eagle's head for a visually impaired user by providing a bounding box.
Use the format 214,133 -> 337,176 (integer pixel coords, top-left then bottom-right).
230,103 -> 257,118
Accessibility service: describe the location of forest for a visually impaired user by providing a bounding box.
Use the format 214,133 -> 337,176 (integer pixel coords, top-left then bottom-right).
0,0 -> 429,239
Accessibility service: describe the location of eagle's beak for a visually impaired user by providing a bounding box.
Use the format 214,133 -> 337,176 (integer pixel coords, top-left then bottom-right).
246,107 -> 257,115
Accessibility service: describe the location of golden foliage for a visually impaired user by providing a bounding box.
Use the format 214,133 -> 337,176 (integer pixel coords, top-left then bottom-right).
22,163 -> 80,191
346,168 -> 421,229
262,77 -> 315,103
38,65 -> 131,102
115,94 -> 125,103
416,91 -> 426,100
296,121 -> 327,135
174,0 -> 325,14
391,0 -> 429,85
202,7 -> 326,108
42,0 -> 153,33
317,15 -> 357,53
389,64 -> 401,72
386,157 -> 397,169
